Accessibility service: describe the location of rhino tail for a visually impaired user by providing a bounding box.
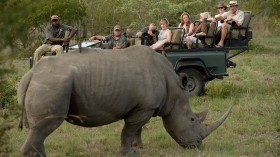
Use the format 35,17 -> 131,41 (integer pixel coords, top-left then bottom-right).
17,71 -> 33,130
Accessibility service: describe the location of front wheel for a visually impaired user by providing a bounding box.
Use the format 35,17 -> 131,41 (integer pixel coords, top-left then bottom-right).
179,68 -> 205,96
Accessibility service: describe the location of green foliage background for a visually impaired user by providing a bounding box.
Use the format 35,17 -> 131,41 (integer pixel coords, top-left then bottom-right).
0,0 -> 279,156
0,0 -> 279,53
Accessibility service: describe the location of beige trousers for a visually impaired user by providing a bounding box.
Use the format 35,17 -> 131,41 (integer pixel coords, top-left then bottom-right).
33,44 -> 63,65
33,30 -> 70,65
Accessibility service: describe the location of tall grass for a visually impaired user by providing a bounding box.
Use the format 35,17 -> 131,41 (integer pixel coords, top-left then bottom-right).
4,35 -> 280,156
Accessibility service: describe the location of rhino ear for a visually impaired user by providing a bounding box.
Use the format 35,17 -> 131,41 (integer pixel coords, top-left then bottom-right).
195,109 -> 208,122
178,73 -> 188,89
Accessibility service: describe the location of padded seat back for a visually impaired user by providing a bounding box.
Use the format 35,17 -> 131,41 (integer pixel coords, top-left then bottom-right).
228,11 -> 253,39
171,29 -> 182,43
205,21 -> 217,46
167,27 -> 183,49
135,38 -> 141,45
126,38 -> 135,47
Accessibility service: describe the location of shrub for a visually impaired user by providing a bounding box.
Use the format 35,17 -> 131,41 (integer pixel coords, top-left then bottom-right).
0,66 -> 21,156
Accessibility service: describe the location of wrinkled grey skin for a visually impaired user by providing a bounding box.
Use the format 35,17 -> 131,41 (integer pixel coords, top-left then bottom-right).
18,45 -> 231,156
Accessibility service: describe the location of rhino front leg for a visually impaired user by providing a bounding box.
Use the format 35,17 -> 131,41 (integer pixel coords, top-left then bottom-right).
132,128 -> 143,149
119,124 -> 140,156
119,110 -> 153,156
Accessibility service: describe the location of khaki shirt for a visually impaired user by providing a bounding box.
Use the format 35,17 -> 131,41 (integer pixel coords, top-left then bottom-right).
44,24 -> 73,45
223,10 -> 245,26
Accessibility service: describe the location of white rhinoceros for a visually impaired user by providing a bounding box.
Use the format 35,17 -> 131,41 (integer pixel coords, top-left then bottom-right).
18,45 -> 231,156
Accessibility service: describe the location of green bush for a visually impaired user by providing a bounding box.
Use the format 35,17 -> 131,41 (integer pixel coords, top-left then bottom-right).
0,105 -> 21,156
0,65 -> 21,156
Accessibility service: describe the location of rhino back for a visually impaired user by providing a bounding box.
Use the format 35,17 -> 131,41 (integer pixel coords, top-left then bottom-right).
29,46 -> 180,126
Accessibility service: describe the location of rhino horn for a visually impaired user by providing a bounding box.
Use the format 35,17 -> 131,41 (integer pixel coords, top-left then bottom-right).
201,106 -> 232,139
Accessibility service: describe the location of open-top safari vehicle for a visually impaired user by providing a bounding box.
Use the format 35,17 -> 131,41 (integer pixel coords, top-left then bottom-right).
126,11 -> 253,96
30,11 -> 253,96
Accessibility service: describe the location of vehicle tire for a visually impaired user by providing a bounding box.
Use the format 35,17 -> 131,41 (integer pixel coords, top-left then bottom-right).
179,68 -> 205,96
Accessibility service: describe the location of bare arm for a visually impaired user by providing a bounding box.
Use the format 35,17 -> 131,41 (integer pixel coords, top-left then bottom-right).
49,37 -> 65,43
89,35 -> 105,41
224,16 -> 243,27
188,23 -> 195,36
63,28 -> 78,45
214,15 -> 225,21
166,29 -> 172,42
66,28 -> 78,40
136,32 -> 142,37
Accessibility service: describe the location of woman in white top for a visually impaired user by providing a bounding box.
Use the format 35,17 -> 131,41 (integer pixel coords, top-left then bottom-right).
212,2 -> 228,27
150,18 -> 172,50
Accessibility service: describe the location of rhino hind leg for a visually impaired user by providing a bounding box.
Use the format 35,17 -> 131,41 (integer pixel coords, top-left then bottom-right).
21,117 -> 65,157
119,110 -> 153,155
21,129 -> 47,157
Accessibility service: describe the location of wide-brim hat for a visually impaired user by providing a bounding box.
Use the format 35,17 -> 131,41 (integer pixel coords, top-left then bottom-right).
217,2 -> 228,9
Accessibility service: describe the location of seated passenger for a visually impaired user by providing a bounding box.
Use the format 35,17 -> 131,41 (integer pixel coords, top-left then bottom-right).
186,12 -> 209,49
136,23 -> 159,46
212,2 -> 228,28
89,25 -> 127,49
33,15 -> 77,65
214,1 -> 244,48
178,12 -> 195,44
150,18 -> 172,50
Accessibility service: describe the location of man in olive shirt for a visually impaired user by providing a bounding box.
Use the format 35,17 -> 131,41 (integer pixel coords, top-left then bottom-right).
33,15 -> 77,64
215,1 -> 244,47
89,25 -> 127,49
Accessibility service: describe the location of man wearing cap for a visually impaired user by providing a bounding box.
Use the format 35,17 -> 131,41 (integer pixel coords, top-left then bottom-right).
89,25 -> 127,49
215,0 -> 244,47
33,15 -> 77,64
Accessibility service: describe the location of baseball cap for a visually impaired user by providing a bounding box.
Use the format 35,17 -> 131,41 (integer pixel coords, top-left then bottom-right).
114,25 -> 121,31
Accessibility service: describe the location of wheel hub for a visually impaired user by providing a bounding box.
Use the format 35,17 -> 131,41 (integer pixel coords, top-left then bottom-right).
187,78 -> 195,92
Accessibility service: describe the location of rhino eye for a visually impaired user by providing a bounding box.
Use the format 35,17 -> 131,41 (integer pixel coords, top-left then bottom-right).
191,117 -> 195,121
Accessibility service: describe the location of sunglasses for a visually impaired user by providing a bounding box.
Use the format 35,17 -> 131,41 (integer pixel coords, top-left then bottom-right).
114,29 -> 121,31
51,19 -> 58,22
218,7 -> 224,9
230,5 -> 236,8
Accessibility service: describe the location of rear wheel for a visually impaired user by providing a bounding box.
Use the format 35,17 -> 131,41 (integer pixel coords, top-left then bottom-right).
180,68 -> 205,96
